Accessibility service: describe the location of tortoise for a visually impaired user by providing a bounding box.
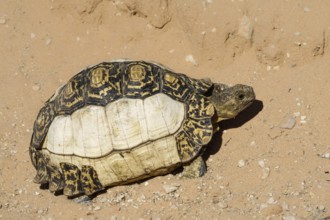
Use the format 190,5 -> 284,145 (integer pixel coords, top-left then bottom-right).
29,60 -> 255,199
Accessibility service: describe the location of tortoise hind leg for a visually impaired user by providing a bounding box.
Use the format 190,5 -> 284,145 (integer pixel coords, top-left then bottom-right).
181,156 -> 206,178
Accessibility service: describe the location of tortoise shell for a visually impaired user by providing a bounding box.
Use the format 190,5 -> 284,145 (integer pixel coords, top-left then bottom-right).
29,61 -> 215,196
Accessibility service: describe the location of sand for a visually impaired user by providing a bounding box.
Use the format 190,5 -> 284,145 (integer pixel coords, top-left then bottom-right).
0,0 -> 329,219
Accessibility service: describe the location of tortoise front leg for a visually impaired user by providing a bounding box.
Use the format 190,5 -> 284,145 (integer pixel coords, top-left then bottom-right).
181,156 -> 206,178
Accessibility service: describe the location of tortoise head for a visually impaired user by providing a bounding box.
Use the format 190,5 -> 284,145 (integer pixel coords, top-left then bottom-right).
210,83 -> 255,122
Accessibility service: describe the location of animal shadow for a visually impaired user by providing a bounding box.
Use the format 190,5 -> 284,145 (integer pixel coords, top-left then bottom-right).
203,100 -> 263,160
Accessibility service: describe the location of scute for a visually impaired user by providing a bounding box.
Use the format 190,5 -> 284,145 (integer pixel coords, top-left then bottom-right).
182,118 -> 213,146
46,164 -> 65,192
85,62 -> 122,105
175,130 -> 201,163
80,165 -> 104,195
60,162 -> 84,196
54,72 -> 86,115
183,76 -> 213,94
162,72 -> 192,102
31,102 -> 56,149
186,93 -> 214,119
33,151 -> 50,184
123,62 -> 161,98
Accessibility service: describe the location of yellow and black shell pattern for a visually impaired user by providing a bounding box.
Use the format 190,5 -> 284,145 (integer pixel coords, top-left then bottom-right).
29,61 -> 215,197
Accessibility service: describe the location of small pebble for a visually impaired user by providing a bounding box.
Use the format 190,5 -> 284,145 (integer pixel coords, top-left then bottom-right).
97,197 -> 107,203
238,159 -> 247,167
293,112 -> 300,117
283,215 -> 296,220
93,206 -> 101,211
31,33 -> 36,39
320,152 -> 330,159
282,202 -> 289,211
267,197 -> 276,204
261,204 -> 283,217
219,202 -> 228,209
294,32 -> 301,36
303,6 -> 311,12
317,205 -> 325,211
0,17 -> 6,24
45,38 -> 52,45
261,167 -> 270,179
238,15 -> 253,40
280,116 -> 296,129
305,206 -> 313,212
32,84 -> 41,91
163,184 -> 180,194
185,54 -> 197,65
137,193 -> 146,203
260,203 -> 268,210
152,216 -> 161,220
300,115 -> 307,124
258,160 -> 265,168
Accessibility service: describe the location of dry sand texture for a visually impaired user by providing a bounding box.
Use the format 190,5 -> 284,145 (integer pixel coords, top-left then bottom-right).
0,0 -> 329,219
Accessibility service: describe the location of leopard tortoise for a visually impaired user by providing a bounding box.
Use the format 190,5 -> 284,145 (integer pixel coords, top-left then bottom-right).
29,60 -> 255,198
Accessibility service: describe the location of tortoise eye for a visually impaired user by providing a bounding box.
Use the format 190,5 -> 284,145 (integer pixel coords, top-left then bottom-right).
238,94 -> 245,100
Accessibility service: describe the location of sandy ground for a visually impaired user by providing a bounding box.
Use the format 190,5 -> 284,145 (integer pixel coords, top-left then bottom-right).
0,0 -> 329,219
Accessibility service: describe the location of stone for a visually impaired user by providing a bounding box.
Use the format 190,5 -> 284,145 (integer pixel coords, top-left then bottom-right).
238,15 -> 253,40
32,84 -> 41,91
163,184 -> 180,194
261,204 -> 283,217
261,167 -> 270,179
238,159 -> 247,167
0,17 -> 6,24
280,116 -> 296,129
185,54 -> 197,65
